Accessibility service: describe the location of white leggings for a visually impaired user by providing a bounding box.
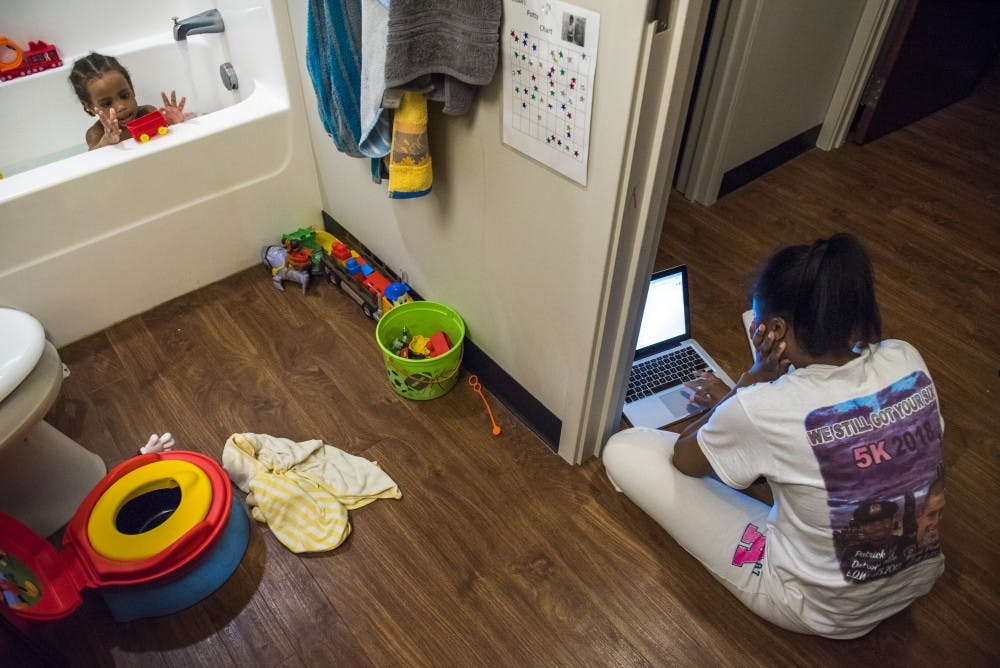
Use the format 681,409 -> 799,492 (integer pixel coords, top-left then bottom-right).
602,427 -> 812,634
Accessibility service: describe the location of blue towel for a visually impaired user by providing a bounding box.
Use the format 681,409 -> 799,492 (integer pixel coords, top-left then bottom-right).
306,0 -> 364,158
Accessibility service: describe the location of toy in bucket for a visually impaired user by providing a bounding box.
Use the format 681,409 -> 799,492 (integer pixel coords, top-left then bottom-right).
375,301 -> 465,400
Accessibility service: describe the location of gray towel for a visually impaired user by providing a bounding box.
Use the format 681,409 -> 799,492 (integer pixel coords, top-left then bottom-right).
383,0 -> 501,115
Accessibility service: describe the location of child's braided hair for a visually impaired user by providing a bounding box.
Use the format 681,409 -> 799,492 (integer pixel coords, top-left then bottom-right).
68,52 -> 135,116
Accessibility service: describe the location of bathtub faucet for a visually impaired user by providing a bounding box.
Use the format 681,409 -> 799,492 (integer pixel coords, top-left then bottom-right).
172,9 -> 225,40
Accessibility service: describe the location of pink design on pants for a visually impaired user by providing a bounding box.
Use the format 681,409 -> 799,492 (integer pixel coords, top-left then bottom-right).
732,523 -> 766,567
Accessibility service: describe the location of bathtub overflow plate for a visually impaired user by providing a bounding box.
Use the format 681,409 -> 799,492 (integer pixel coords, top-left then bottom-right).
220,62 -> 238,91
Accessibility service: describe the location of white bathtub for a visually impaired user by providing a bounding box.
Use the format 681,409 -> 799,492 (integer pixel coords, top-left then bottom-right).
0,0 -> 322,345
1,34 -> 249,180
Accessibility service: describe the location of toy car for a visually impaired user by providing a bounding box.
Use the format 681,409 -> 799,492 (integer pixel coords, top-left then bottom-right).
126,110 -> 169,143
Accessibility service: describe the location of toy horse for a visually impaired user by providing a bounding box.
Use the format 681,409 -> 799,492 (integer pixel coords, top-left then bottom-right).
261,245 -> 310,294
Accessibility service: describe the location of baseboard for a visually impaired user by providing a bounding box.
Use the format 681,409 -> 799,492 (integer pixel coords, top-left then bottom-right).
459,339 -> 561,451
319,211 -> 561,452
719,124 -> 821,198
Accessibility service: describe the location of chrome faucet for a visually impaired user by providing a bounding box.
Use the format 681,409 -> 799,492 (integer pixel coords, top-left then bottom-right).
172,9 -> 225,41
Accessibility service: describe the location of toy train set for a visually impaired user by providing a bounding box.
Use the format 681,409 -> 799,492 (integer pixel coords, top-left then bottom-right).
261,227 -> 413,321
262,225 -> 469,377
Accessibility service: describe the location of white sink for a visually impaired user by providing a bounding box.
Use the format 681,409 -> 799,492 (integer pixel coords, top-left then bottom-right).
0,308 -> 46,402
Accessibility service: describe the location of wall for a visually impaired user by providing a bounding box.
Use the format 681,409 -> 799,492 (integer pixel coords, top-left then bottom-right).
283,0 -> 652,459
4,0 -> 211,57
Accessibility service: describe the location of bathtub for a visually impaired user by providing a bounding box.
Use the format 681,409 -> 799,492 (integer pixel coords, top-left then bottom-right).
0,0 -> 322,346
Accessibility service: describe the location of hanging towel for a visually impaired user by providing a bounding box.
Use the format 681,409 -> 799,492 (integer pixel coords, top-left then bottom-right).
222,433 -> 401,553
306,0 -> 364,157
383,0 -> 502,115
358,0 -> 392,157
387,92 -> 432,198
383,76 -> 476,118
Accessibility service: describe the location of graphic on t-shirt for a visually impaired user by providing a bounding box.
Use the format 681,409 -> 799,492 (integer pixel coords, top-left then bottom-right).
805,371 -> 944,583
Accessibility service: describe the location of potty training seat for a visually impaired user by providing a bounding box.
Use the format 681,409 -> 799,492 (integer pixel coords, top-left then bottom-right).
87,459 -> 213,560
0,451 -> 248,621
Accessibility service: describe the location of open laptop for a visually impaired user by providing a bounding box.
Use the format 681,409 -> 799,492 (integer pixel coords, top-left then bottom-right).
622,265 -> 735,428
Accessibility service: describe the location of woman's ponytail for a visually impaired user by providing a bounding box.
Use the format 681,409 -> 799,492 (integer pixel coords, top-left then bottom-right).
754,233 -> 881,357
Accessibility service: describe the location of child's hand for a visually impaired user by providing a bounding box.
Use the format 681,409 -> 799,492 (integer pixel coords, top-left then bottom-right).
92,107 -> 122,148
160,90 -> 190,125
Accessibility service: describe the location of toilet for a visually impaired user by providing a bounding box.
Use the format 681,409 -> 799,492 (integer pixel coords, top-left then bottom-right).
0,307 -> 107,537
0,450 -> 248,621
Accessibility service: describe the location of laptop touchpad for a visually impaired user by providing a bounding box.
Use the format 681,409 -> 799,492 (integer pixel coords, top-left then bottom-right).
659,390 -> 691,414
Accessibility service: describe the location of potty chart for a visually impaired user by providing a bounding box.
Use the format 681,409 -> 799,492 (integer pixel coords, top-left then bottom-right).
502,0 -> 600,186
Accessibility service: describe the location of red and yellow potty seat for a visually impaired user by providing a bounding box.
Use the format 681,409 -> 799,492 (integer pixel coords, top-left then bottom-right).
65,450 -> 231,586
0,450 -> 234,620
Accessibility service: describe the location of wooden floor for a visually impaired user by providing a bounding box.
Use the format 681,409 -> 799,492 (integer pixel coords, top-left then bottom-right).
4,67 -> 998,667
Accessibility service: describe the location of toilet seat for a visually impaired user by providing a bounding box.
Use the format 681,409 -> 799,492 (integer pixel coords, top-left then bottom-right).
0,307 -> 45,402
86,459 -> 213,561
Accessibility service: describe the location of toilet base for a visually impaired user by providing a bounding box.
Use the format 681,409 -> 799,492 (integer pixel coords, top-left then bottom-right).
0,420 -> 106,537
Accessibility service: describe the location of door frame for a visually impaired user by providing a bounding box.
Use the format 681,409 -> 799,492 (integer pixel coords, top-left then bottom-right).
673,0 -> 758,205
562,0 -> 711,463
817,0 -> 900,150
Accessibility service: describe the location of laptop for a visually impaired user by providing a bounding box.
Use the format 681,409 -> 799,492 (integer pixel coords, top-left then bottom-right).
622,265 -> 735,428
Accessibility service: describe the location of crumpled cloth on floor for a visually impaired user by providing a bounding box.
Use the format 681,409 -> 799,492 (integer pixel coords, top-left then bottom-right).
222,433 -> 401,553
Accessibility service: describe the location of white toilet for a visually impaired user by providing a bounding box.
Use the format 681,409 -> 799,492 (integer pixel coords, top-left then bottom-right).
0,307 -> 106,537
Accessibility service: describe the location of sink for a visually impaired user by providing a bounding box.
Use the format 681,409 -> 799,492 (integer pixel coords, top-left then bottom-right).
0,308 -> 46,402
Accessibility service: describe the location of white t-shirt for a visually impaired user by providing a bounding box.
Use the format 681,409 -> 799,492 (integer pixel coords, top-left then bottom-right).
698,340 -> 945,638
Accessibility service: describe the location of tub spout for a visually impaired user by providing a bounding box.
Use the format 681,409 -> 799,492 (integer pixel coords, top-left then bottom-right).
173,9 -> 225,41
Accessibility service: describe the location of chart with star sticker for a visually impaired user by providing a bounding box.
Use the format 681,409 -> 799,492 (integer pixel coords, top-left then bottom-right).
502,0 -> 600,186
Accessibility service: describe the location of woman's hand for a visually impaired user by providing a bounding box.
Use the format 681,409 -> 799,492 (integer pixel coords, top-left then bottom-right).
747,321 -> 790,383
160,90 -> 189,125
684,370 -> 730,409
91,107 -> 122,148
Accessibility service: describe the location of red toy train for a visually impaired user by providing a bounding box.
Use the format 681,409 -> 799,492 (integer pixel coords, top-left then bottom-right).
126,110 -> 170,143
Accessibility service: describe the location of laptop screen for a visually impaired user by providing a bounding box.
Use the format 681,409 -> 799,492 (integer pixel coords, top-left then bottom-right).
634,266 -> 690,357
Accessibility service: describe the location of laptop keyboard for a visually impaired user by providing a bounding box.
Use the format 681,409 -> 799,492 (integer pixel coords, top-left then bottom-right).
625,345 -> 709,403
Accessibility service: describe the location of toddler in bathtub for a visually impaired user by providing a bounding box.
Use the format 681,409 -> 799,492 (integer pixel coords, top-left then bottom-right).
69,52 -> 190,150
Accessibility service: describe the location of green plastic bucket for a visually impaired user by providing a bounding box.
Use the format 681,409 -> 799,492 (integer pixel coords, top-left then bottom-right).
375,301 -> 465,400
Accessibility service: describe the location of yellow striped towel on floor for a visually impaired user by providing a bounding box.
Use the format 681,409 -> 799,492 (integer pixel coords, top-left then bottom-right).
222,433 -> 401,553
